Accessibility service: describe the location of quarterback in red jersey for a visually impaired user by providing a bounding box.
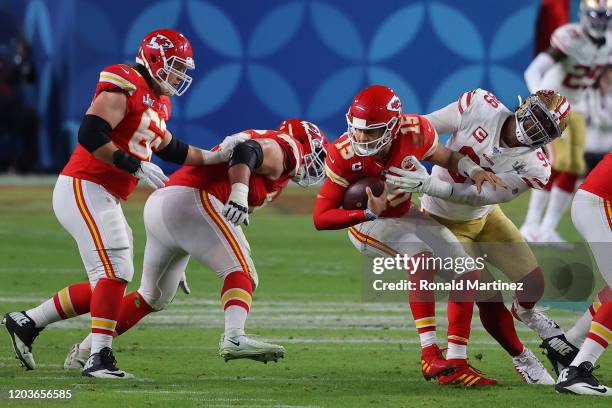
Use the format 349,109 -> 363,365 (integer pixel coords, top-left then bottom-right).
61,119 -> 328,367
554,152 -> 612,396
2,29 -> 246,379
314,85 -> 504,386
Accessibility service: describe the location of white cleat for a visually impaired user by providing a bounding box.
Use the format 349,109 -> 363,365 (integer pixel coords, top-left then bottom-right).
519,224 -> 540,243
513,347 -> 555,385
219,329 -> 285,363
511,298 -> 563,340
555,362 -> 612,396
64,343 -> 90,370
539,229 -> 575,249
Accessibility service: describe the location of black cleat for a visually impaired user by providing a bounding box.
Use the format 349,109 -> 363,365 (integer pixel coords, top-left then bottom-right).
555,362 -> 611,396
82,347 -> 134,379
539,334 -> 579,375
2,311 -> 42,370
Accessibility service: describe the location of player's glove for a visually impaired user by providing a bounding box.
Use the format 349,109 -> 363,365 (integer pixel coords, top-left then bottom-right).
135,161 -> 169,189
202,133 -> 250,165
385,157 -> 451,198
223,182 -> 250,226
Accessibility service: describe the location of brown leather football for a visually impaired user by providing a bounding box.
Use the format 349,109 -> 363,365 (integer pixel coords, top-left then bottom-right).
342,177 -> 385,210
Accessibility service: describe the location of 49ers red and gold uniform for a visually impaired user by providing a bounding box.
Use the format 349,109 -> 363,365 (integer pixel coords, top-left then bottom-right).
62,64 -> 170,200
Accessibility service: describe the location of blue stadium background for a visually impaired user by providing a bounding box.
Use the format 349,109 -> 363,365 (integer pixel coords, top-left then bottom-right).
0,0 -> 581,173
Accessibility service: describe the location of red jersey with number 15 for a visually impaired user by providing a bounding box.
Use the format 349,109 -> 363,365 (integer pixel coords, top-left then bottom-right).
62,64 -> 171,200
167,129 -> 303,209
324,114 -> 438,218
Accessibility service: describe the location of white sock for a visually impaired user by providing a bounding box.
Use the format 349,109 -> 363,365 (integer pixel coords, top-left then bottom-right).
540,187 -> 572,232
571,338 -> 605,366
91,333 -> 113,355
224,306 -> 248,335
419,330 -> 437,349
446,343 -> 467,360
566,310 -> 593,348
26,298 -> 61,328
80,333 -> 93,350
523,189 -> 550,226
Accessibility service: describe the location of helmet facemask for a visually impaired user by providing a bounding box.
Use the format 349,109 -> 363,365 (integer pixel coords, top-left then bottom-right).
154,53 -> 195,96
581,0 -> 612,38
294,137 -> 327,187
346,115 -> 398,157
515,96 -> 562,148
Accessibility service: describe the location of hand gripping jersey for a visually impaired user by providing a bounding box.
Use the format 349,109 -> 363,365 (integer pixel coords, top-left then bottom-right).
580,152 -> 612,200
62,64 -> 171,200
542,23 -> 612,107
167,129 -> 303,209
422,89 -> 552,221
324,114 -> 438,218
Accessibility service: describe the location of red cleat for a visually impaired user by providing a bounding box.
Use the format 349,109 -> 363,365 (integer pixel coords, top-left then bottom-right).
421,344 -> 452,380
438,361 -> 498,387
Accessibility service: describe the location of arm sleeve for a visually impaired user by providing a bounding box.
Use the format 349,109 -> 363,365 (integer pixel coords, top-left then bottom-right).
313,178 -> 368,230
428,173 -> 531,206
524,53 -> 555,93
425,101 -> 461,135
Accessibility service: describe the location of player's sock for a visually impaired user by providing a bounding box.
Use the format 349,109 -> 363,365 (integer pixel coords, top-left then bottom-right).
26,282 -> 91,328
515,267 -> 544,310
540,173 -> 577,232
80,333 -> 92,350
570,301 -> 611,366
523,189 -> 550,226
446,270 -> 478,360
115,291 -> 153,335
90,278 -> 126,354
566,287 -> 610,347
477,294 -> 524,357
221,271 -> 253,334
408,253 -> 437,348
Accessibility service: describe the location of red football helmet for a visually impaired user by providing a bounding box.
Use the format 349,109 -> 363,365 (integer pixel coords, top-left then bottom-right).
136,29 -> 195,96
278,119 -> 329,187
346,85 -> 403,156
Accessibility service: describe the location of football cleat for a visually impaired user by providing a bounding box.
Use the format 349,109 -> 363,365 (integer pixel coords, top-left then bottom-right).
421,344 -> 452,380
519,224 -> 540,243
438,361 -> 498,387
511,298 -> 563,340
64,343 -> 90,370
2,311 -> 42,370
82,347 -> 134,379
538,229 -> 575,249
219,330 -> 285,363
555,362 -> 612,396
512,347 -> 555,385
539,334 -> 580,376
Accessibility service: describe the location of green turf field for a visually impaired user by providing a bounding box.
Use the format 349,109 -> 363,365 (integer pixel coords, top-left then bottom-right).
0,183 -> 610,407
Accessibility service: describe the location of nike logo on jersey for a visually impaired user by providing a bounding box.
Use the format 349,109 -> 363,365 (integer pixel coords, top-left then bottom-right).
119,66 -> 130,74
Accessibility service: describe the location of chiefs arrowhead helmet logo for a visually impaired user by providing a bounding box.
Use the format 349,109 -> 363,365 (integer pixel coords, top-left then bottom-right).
147,34 -> 175,51
386,95 -> 402,112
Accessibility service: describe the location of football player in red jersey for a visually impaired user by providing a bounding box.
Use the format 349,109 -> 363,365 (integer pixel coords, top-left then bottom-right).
61,119 -> 328,367
1,29 -> 247,378
314,85 -> 504,387
553,153 -> 612,395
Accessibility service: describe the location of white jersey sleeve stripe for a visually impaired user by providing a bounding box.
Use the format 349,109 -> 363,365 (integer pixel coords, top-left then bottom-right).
99,72 -> 137,94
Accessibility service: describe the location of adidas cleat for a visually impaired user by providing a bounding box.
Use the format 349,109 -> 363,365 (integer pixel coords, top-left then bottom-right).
82,347 -> 134,379
219,330 -> 285,363
64,343 -> 90,370
421,344 -> 452,380
438,361 -> 498,387
512,347 -> 555,385
555,362 -> 611,396
539,334 -> 579,376
2,311 -> 42,370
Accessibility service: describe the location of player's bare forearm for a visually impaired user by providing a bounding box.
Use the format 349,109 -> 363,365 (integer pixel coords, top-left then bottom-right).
427,144 -> 458,171
253,139 -> 285,179
228,163 -> 252,186
183,146 -> 208,166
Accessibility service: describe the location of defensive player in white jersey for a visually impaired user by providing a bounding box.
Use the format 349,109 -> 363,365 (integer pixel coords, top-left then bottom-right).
386,88 -> 571,384
520,0 -> 612,244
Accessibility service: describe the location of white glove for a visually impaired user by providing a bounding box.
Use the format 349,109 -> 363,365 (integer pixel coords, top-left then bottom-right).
135,161 -> 169,189
385,157 -> 452,198
222,182 -> 250,226
202,132 -> 250,165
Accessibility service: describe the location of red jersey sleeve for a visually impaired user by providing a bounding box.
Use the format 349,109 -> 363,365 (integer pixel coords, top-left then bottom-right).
399,114 -> 439,160
96,64 -> 141,113
273,133 -> 303,177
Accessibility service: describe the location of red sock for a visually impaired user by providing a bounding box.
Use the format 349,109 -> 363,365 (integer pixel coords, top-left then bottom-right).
446,270 -> 479,360
587,301 -> 612,348
477,293 -> 524,356
555,171 -> 578,193
115,291 -> 153,335
52,282 -> 92,318
516,267 -> 544,310
222,271 -> 253,312
408,252 -> 436,347
90,278 -> 127,336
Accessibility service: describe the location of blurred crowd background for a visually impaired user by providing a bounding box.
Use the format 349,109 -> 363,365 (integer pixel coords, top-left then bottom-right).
3,0 -> 611,175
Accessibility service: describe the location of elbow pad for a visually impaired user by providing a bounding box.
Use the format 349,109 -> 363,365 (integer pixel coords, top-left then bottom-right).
78,114 -> 112,153
156,137 -> 189,164
228,140 -> 263,171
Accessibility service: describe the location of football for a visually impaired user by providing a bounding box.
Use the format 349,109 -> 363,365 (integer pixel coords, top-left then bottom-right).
342,177 -> 385,210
